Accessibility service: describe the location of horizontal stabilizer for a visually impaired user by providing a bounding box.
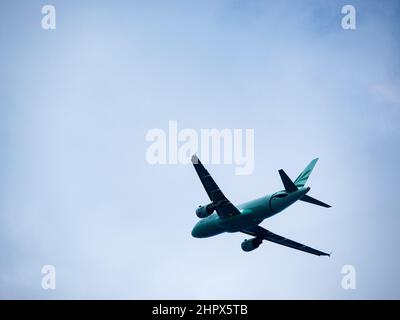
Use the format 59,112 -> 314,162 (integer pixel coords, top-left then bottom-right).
300,195 -> 331,208
278,169 -> 298,193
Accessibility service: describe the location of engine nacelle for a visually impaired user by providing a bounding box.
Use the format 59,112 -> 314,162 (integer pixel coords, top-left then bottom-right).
241,238 -> 263,252
196,203 -> 216,218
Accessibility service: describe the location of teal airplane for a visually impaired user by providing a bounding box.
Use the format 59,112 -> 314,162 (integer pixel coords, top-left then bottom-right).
191,155 -> 331,256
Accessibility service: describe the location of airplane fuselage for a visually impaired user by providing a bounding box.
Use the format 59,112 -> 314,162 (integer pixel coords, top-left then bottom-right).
191,187 -> 310,238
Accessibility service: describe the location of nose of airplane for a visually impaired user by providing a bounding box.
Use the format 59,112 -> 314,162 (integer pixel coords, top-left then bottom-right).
191,225 -> 201,238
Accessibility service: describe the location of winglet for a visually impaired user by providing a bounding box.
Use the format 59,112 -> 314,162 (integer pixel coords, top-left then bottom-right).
191,154 -> 200,164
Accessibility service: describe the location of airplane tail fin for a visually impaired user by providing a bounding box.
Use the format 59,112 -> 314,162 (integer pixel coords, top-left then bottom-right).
278,158 -> 331,208
294,158 -> 318,187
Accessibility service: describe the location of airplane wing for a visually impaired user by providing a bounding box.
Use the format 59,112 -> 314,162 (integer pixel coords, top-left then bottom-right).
241,225 -> 330,256
191,155 -> 240,218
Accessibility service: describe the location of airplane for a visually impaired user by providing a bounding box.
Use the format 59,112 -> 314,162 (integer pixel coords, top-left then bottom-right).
191,155 -> 331,256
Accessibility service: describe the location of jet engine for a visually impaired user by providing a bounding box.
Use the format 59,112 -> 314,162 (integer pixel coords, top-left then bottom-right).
241,238 -> 263,252
196,203 -> 216,218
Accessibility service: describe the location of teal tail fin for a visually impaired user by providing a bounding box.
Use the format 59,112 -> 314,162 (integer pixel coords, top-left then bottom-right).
294,158 -> 318,187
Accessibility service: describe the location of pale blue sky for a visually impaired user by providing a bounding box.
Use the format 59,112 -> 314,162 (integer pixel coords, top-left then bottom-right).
0,0 -> 399,298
